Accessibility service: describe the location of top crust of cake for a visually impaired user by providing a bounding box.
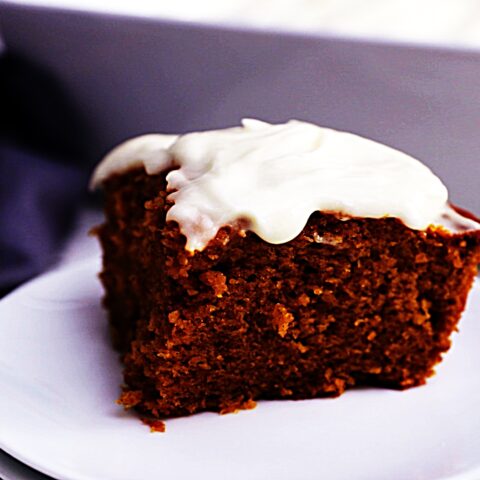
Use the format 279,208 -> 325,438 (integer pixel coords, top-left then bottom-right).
91,119 -> 480,251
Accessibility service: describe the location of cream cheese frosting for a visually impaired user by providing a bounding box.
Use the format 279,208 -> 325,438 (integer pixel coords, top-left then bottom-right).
91,119 -> 479,251
91,133 -> 179,186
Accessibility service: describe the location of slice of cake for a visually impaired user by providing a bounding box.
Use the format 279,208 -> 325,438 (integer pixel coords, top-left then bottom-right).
91,119 -> 480,423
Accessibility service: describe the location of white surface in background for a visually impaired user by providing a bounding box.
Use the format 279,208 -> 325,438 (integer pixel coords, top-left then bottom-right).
8,0 -> 480,47
0,259 -> 480,480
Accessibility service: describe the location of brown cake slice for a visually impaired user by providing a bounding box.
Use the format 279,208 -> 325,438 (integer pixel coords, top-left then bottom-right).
92,120 -> 480,422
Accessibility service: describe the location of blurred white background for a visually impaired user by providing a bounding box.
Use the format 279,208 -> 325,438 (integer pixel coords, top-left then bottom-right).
7,0 -> 480,47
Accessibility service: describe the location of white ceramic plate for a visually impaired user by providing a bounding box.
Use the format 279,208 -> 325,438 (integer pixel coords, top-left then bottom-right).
1,257 -> 479,480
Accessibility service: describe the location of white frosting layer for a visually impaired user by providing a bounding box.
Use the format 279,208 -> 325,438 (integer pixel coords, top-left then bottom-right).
90,133 -> 178,188
91,119 -> 479,251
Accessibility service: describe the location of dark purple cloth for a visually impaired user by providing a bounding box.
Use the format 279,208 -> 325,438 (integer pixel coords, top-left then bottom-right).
0,52 -> 90,295
0,144 -> 86,288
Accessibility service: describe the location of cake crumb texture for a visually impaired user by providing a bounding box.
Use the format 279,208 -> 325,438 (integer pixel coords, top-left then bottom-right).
98,169 -> 480,419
